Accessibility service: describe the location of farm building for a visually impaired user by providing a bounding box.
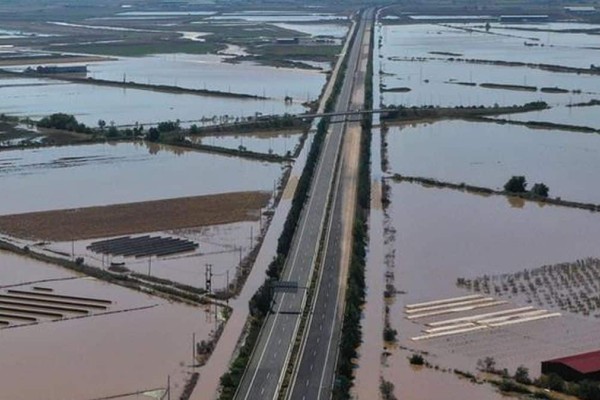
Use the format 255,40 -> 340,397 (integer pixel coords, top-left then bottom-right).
542,350 -> 600,381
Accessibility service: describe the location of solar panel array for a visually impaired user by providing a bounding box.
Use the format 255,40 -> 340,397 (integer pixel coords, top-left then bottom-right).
87,235 -> 198,258
0,287 -> 112,328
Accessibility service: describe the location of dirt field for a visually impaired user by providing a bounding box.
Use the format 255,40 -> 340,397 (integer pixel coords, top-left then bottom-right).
0,191 -> 270,241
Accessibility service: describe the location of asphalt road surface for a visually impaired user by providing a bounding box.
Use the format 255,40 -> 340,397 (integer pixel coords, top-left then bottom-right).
234,9 -> 373,400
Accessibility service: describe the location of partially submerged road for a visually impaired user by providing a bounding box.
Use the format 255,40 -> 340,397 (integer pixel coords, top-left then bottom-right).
234,8 -> 373,400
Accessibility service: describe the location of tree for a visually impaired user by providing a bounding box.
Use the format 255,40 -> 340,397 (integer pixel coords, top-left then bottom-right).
98,119 -> 106,130
157,120 -> 180,133
146,127 -> 161,142
477,356 -> 497,372
531,183 -> 549,198
38,113 -> 90,133
504,176 -> 527,193
514,365 -> 531,384
485,22 -> 491,32
107,125 -> 120,138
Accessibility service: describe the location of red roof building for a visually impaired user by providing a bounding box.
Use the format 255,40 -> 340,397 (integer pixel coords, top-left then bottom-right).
542,350 -> 600,381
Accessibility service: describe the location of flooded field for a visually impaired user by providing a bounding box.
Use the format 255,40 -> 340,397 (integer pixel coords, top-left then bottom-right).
0,142 -> 283,215
378,22 -> 600,108
42,219 -> 263,292
0,251 -> 214,400
190,130 -> 303,156
0,251 -> 73,287
384,120 -> 600,204
383,182 -> 600,380
0,75 -> 304,126
505,104 -> 600,129
379,58 -> 600,107
272,22 -> 349,38
85,53 -> 327,100
206,13 -> 345,23
361,17 -> 600,399
380,23 -> 600,69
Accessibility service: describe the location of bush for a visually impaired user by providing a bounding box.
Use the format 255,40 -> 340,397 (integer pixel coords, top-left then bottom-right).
380,379 -> 397,400
531,182 -> 549,198
383,326 -> 397,342
409,354 -> 424,365
504,176 -> 527,193
498,379 -> 531,394
37,113 -> 91,134
514,365 -> 531,384
576,380 -> 600,400
536,373 -> 566,392
157,120 -> 180,132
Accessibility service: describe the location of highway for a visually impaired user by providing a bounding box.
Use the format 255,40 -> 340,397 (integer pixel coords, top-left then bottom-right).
234,9 -> 372,400
286,9 -> 373,400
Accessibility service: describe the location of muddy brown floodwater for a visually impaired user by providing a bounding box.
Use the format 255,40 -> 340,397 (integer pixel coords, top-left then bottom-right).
0,251 -> 214,400
382,182 -> 600,398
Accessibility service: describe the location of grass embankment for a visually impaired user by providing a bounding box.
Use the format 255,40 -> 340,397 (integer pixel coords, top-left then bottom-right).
479,83 -> 537,92
404,55 -> 600,76
0,55 -> 109,67
381,86 -> 411,93
166,136 -> 293,163
479,116 -> 599,134
216,15 -> 355,400
333,19 -> 373,400
381,101 -> 548,122
390,174 -> 600,213
0,191 -> 270,241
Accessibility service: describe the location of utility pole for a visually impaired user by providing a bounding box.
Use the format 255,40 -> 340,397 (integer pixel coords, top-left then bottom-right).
167,375 -> 171,400
192,332 -> 196,367
214,302 -> 218,332
226,270 -> 230,305
250,226 -> 253,247
148,257 -> 152,276
205,264 -> 213,294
